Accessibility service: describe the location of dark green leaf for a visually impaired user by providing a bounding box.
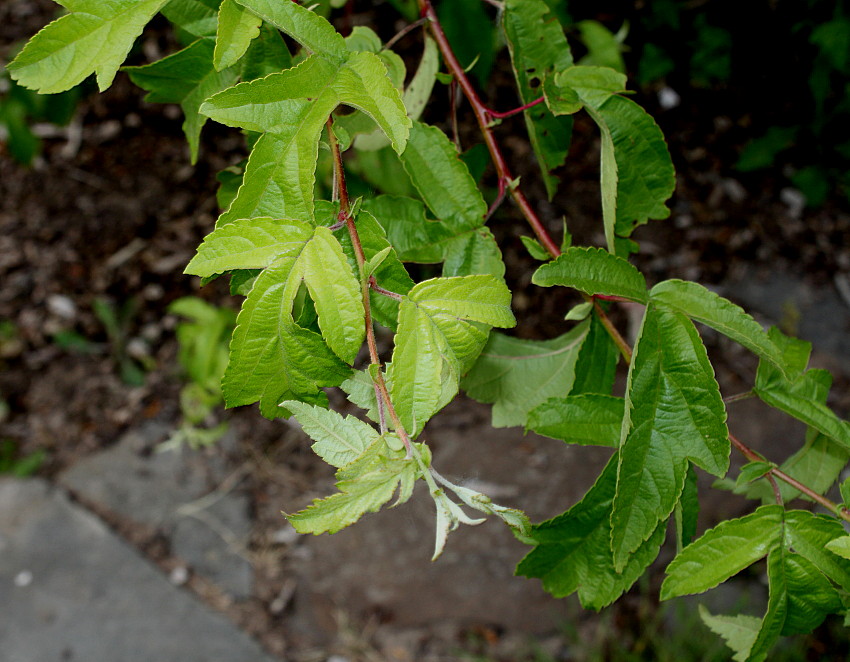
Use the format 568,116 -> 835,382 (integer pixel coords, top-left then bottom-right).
526,394 -> 624,447
532,246 -> 648,303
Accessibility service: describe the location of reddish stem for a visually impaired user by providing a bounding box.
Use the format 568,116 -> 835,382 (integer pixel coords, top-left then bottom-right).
485,96 -> 546,120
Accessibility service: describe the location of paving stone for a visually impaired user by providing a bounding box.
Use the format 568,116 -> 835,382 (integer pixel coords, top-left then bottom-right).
58,423 -> 254,599
0,478 -> 279,662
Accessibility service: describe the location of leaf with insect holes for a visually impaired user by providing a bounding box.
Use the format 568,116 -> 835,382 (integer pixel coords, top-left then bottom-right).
517,453 -> 666,609
462,322 -> 589,428
611,305 -> 729,571
7,0 -> 169,93
503,0 -> 575,199
126,39 -> 240,163
532,246 -> 648,302
214,0 -> 262,70
389,276 -> 515,436
203,52 -> 410,223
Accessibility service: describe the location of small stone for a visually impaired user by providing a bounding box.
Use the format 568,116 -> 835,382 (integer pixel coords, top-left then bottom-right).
270,525 -> 300,546
13,570 -> 33,587
169,566 -> 189,586
658,86 -> 680,110
46,294 -> 77,320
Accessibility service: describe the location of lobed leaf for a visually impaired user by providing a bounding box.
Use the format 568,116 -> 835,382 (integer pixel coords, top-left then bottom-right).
214,0 -> 262,70
699,607 -> 761,662
8,0 -> 169,93
612,305 -> 729,570
517,454 -> 666,609
650,279 -> 786,374
125,38 -> 240,163
462,323 -> 589,428
532,246 -> 648,302
502,0 -> 574,199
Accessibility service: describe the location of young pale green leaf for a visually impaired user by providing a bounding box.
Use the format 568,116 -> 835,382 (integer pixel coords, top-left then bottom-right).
8,0 -> 169,93
223,259 -> 351,418
283,400 -> 379,468
826,536 -> 850,560
526,394 -> 624,447
516,454 -> 666,610
661,506 -> 784,600
784,510 -> 850,590
532,246 -> 648,303
205,52 -> 410,223
125,38 -> 239,163
462,323 -> 589,428
650,279 -> 786,375
185,217 -> 313,276
287,454 -> 416,534
389,276 -> 515,435
613,305 -> 729,570
520,236 -> 551,261
161,0 -> 221,38
214,0 -> 262,70
344,26 -> 382,53
698,606 -> 761,662
754,331 -> 850,451
399,122 -> 488,232
553,65 -> 628,108
564,301 -> 593,321
502,0 -> 574,199
233,0 -> 348,60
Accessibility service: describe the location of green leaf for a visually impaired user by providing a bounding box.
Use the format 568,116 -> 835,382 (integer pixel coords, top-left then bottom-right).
399,122 -> 488,232
241,23 -> 291,80
526,394 -> 624,447
736,461 -> 774,487
462,322 -> 589,428
520,236 -> 551,261
502,0 -> 574,199
570,311 -> 619,395
699,606 -> 761,662
826,536 -> 850,560
161,0 -> 221,39
283,400 -> 378,468
125,38 -> 240,163
612,305 -> 729,570
345,26 -> 382,53
287,448 -> 416,534
532,246 -> 648,303
402,36 -> 439,122
661,505 -> 784,599
784,510 -> 850,590
389,276 -> 515,435
754,329 -> 850,451
233,0 -> 348,61
185,217 -> 314,276
553,65 -> 627,108
205,52 -> 410,223
650,279 -> 786,375
364,196 -> 505,278
780,552 -> 842,635
8,0 -> 169,93
677,463 -> 699,549
214,0 -> 262,70
437,0 -> 495,86
223,259 -> 351,418
516,453 -> 666,610
576,20 -> 625,73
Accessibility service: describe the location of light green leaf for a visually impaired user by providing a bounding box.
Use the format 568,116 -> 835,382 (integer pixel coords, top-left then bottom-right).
826,536 -> 850,560
784,510 -> 850,590
553,65 -> 627,108
735,461 -> 773,487
754,329 -> 850,451
613,305 -> 729,570
287,452 -> 416,534
204,52 -> 410,223
564,301 -> 593,321
503,0 -> 575,199
520,236 -> 551,261
661,506 -> 784,600
516,454 -> 666,610
399,122 -> 488,232
462,322 -> 589,428
442,227 -> 506,279
532,246 -> 648,303
389,276 -> 515,435
234,0 -> 348,60
650,279 -> 786,374
345,26 -> 382,53
125,38 -> 239,163
161,0 -> 221,38
222,259 -> 351,418
403,36 -> 439,122
699,606 -> 761,662
8,0 -> 169,93
576,20 -> 625,72
241,23 -> 292,81
283,400 -> 378,468
214,0 -> 262,70
526,394 -> 624,447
